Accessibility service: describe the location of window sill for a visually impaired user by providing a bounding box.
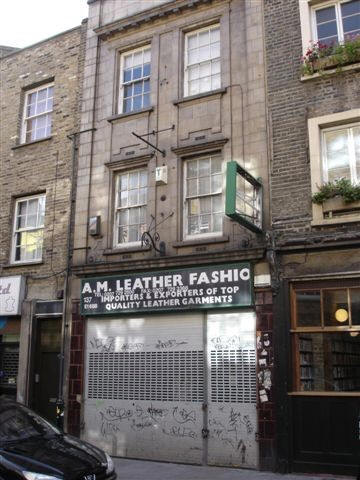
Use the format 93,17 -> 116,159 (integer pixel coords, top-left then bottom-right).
172,235 -> 229,248
173,87 -> 227,106
107,107 -> 154,123
311,215 -> 360,226
103,244 -> 151,255
300,61 -> 360,81
3,260 -> 43,268
288,391 -> 360,397
11,136 -> 53,150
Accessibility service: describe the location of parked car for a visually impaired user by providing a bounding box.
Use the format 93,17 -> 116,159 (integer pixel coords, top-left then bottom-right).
0,400 -> 116,480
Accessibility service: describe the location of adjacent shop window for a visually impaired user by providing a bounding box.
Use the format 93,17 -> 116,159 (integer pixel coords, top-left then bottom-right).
119,46 -> 151,113
184,25 -> 220,97
322,123 -> 360,183
114,169 -> 147,245
292,285 -> 360,392
313,0 -> 360,46
12,195 -> 46,263
22,84 -> 53,143
184,155 -> 223,238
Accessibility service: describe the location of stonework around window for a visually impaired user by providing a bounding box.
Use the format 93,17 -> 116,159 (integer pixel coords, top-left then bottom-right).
184,155 -> 223,238
119,46 -> 151,113
184,25 -> 221,97
22,84 -> 53,143
308,109 -> 360,225
12,195 -> 46,263
114,170 -> 147,245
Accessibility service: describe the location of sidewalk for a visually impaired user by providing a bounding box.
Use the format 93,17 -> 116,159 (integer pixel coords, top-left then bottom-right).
112,457 -> 355,480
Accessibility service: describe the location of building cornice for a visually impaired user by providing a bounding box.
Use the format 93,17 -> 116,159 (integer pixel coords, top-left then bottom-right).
72,247 -> 265,276
94,0 -> 216,40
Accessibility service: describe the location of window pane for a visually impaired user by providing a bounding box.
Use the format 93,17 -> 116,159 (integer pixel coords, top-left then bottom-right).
210,27 -> 220,43
188,34 -> 197,50
317,21 -> 338,41
342,15 -> 360,35
129,208 -> 139,225
211,42 -> 220,59
212,73 -> 221,90
199,76 -> 211,93
27,104 -> 36,117
119,190 -> 128,207
187,178 -> 197,197
143,49 -> 151,63
189,80 -> 199,95
213,213 -> 222,232
354,127 -> 360,178
187,161 -> 198,178
124,84 -> 133,98
118,210 -> 128,226
199,196 -> 211,214
212,194 -> 222,213
341,0 -> 360,17
198,158 -> 210,176
129,190 -> 138,206
188,216 -> 199,235
323,289 -> 349,327
36,100 -> 47,115
139,187 -> 147,204
199,62 -> 211,78
133,66 -> 142,80
118,226 -> 128,243
124,69 -> 132,83
124,54 -> 132,68
199,176 -> 211,195
211,174 -> 222,193
133,82 -> 142,96
123,98 -> 132,113
295,332 -> 360,392
119,174 -> 128,191
128,225 -> 139,242
139,206 -> 146,224
296,290 -> 322,327
140,170 -> 147,187
188,49 -> 198,65
189,198 -> 199,215
143,79 -> 150,93
212,59 -> 221,75
198,30 -> 209,47
129,172 -> 138,189
143,93 -> 150,108
143,63 -> 151,77
133,95 -> 142,110
199,214 -> 211,233
324,129 -> 351,181
350,288 -> 360,326
189,65 -> 199,81
316,6 -> 336,23
198,45 -> 210,62
133,51 -> 142,66
211,156 -> 222,174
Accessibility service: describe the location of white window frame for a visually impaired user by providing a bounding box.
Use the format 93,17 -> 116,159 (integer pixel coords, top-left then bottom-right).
184,24 -> 221,98
21,83 -> 54,144
113,169 -> 148,248
11,194 -> 46,264
118,45 -> 151,114
183,155 -> 224,240
308,109 -> 360,225
321,122 -> 360,183
299,0 -> 358,55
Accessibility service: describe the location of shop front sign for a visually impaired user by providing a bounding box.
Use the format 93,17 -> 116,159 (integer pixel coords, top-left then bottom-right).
0,276 -> 25,316
81,263 -> 253,315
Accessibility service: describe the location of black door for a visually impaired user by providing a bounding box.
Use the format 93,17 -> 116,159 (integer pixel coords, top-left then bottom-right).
32,318 -> 62,423
292,396 -> 359,476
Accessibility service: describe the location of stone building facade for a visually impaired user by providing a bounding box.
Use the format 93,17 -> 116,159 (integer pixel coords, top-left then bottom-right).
0,24 -> 86,424
68,0 -> 275,471
264,0 -> 360,476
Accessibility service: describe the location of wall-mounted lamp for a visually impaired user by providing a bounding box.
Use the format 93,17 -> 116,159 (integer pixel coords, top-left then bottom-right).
335,308 -> 348,323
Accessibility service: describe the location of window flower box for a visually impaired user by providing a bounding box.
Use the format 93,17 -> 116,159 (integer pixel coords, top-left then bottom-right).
322,196 -> 360,215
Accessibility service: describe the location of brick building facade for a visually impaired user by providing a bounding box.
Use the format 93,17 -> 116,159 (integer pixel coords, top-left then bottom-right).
264,0 -> 360,475
0,24 -> 86,423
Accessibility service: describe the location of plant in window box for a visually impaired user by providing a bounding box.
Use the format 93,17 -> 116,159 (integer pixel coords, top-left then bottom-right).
301,35 -> 360,76
312,178 -> 360,213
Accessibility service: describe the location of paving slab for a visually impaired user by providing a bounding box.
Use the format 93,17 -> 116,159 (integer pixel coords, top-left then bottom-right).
112,457 -> 356,480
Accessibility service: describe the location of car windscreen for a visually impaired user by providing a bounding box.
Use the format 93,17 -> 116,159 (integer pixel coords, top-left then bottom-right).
0,404 -> 61,443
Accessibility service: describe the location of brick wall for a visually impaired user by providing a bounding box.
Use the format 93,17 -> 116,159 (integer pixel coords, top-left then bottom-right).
67,301 -> 85,436
255,289 -> 275,471
264,0 -> 360,242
